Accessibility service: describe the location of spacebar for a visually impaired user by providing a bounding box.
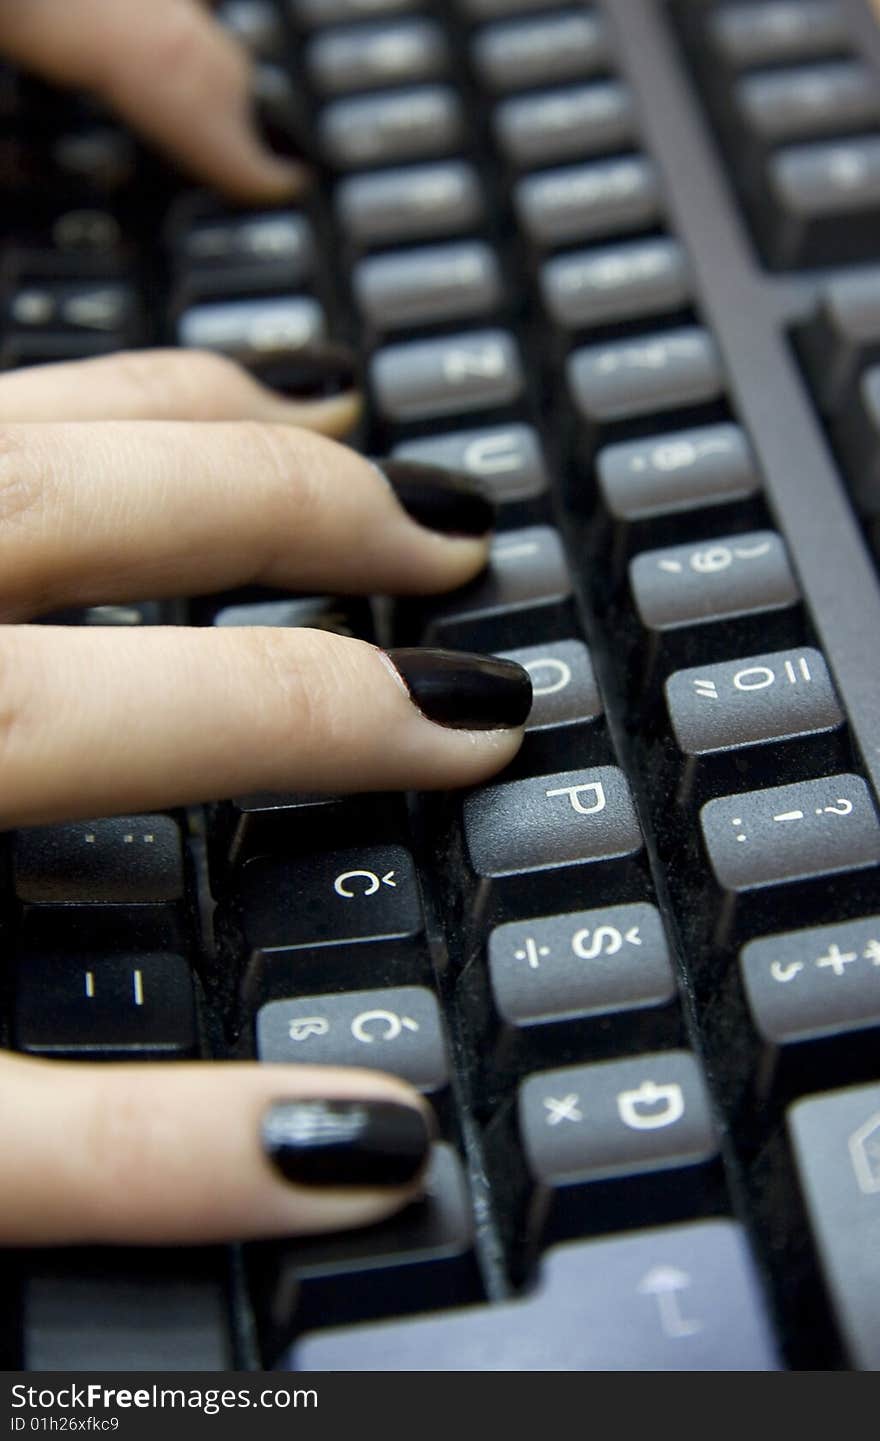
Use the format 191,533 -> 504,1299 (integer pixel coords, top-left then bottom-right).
289,1220 -> 780,1372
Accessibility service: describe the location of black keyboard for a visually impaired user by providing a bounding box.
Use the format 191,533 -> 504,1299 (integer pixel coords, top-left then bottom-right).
3,0 -> 880,1372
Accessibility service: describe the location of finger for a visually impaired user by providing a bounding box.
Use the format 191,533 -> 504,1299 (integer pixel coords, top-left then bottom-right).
0,420 -> 491,621
0,627 -> 530,825
0,350 -> 361,438
0,0 -> 303,202
0,1051 -> 434,1245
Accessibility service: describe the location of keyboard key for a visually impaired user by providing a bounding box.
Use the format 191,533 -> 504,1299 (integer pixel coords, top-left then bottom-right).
494,81 -> 635,169
515,155 -> 661,248
799,267 -> 880,413
393,424 -> 548,505
487,902 -> 675,1028
630,532 -> 799,633
567,327 -> 723,428
709,2 -> 849,70
318,86 -> 464,169
541,237 -> 690,332
290,1220 -> 780,1369
788,1082 -> 880,1370
598,423 -> 759,521
371,328 -> 523,422
336,161 -> 484,246
218,2 -> 286,59
171,211 -> 314,302
306,19 -> 448,95
700,774 -> 880,893
256,985 -> 449,1092
4,280 -> 139,342
290,0 -> 421,26
735,62 -> 880,147
494,639 -> 601,732
741,917 -> 880,1047
419,525 -> 573,648
472,11 -> 609,93
13,817 -> 184,904
835,366 -> 880,517
177,295 -> 324,364
353,241 -> 502,331
665,648 -> 843,756
767,137 -> 880,266
15,951 -> 197,1059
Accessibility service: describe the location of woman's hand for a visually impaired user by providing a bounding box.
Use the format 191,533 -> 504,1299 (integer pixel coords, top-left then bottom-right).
0,350 -> 531,1244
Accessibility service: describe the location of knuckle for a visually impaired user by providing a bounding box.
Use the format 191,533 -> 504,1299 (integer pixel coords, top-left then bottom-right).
246,423 -> 327,560
78,1078 -> 186,1230
247,626 -> 350,758
110,348 -> 248,418
0,630 -> 32,783
0,426 -> 48,528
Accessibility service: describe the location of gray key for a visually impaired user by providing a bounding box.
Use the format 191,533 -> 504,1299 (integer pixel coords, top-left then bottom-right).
494,81 -> 634,170
180,211 -> 313,279
472,11 -> 609,93
568,327 -> 723,426
353,241 -> 501,330
800,268 -> 880,413
741,917 -> 880,1047
489,902 -> 674,1027
838,366 -> 880,516
464,766 -> 642,878
736,62 -> 880,147
700,775 -> 880,893
177,295 -> 324,362
319,86 -> 463,169
306,19 -> 448,95
257,985 -> 448,1091
290,0 -> 421,29
631,531 -> 799,633
371,328 -> 523,422
788,1082 -> 880,1370
336,161 -> 483,246
520,1051 -> 716,1185
666,647 -> 843,756
494,639 -> 601,731
598,423 -> 759,521
290,1219 -> 780,1370
542,237 -> 689,332
457,0 -> 568,17
710,2 -> 848,69
771,136 -> 880,223
515,155 -> 661,248
423,526 -> 572,646
393,423 -> 547,503
218,1 -> 285,58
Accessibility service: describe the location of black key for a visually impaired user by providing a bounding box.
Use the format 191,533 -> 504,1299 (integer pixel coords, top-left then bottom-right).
700,774 -> 880,895
305,19 -> 448,95
371,328 -> 523,423
799,267 -> 880,414
708,3 -> 849,70
471,11 -> 609,93
487,902 -> 675,1029
567,326 -> 723,431
393,423 -> 548,508
318,86 -> 464,170
207,787 -> 401,878
494,81 -> 635,169
597,423 -> 759,522
171,210 -> 314,303
515,155 -> 661,249
630,531 -> 799,634
458,0 -> 566,17
289,1219 -> 779,1370
835,366 -> 880,517
5,280 -> 139,341
666,648 -> 843,756
15,951 -> 197,1060
256,985 -> 449,1092
252,1144 -> 480,1358
418,525 -> 574,649
493,639 -> 605,770
353,241 -> 502,331
211,594 -> 370,630
735,62 -> 880,147
462,766 -> 643,925
336,161 -> 484,247
176,295 -> 324,365
291,0 -> 422,27
541,237 -> 690,333
788,1082 -> 880,1370
13,816 -> 184,904
766,137 -> 880,267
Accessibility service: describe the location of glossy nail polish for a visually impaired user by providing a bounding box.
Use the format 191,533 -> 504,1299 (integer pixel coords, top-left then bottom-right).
254,341 -> 360,399
262,1099 -> 431,1188
378,460 -> 495,537
386,648 -> 533,730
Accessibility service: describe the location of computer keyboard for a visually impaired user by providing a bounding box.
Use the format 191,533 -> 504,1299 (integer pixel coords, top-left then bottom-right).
3,0 -> 880,1372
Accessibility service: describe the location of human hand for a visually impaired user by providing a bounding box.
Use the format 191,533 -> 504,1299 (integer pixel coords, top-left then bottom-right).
0,349 -> 532,1244
0,0 -> 304,201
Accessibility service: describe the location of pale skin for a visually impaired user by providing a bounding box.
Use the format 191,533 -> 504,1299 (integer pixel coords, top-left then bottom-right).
0,1 -> 526,1245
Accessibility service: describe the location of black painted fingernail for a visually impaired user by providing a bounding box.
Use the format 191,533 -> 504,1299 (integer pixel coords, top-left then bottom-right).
253,342 -> 360,399
262,1099 -> 431,1188
378,459 -> 495,537
387,647 -> 532,730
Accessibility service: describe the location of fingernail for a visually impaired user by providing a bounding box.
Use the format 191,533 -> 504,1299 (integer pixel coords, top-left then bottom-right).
378,459 -> 495,537
254,342 -> 360,399
262,1099 -> 431,1188
386,647 -> 533,730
